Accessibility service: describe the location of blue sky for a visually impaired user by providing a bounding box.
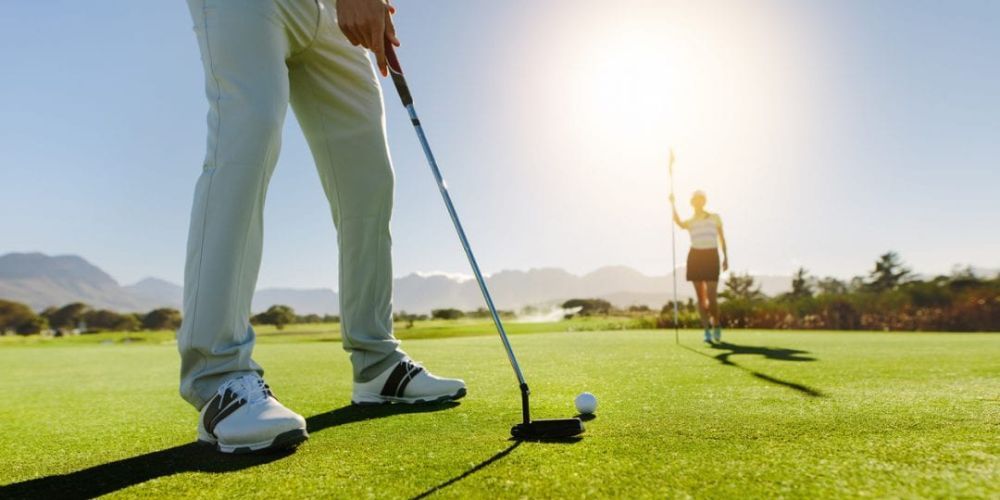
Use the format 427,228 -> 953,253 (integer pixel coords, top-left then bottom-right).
1,0 -> 997,288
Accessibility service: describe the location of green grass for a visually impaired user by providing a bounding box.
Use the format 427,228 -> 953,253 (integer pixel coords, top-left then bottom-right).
0,328 -> 997,498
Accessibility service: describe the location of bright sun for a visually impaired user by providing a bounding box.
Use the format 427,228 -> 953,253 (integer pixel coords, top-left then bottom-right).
515,1 -> 817,212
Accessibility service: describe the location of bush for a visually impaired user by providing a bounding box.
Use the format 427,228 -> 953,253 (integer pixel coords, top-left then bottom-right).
431,308 -> 465,320
142,308 -> 182,331
297,314 -> 323,324
561,299 -> 612,316
16,316 -> 48,335
83,309 -> 139,333
251,305 -> 297,330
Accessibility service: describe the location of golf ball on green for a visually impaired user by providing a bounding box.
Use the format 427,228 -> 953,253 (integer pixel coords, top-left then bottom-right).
574,392 -> 597,414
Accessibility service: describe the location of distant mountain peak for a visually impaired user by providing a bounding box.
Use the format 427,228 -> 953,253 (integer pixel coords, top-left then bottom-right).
129,277 -> 176,287
584,265 -> 650,278
409,270 -> 474,282
0,252 -> 119,286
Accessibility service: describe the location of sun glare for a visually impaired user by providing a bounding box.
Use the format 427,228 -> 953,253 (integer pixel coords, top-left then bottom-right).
514,1 -> 818,219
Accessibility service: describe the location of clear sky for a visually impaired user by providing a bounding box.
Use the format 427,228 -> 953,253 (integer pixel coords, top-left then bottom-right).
1,0 -> 997,288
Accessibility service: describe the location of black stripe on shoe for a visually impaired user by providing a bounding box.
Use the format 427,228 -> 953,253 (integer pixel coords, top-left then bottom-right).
380,361 -> 424,397
395,365 -> 423,397
202,389 -> 245,438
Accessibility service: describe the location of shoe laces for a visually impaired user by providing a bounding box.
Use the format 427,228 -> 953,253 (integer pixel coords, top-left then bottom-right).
402,358 -> 424,371
219,374 -> 272,407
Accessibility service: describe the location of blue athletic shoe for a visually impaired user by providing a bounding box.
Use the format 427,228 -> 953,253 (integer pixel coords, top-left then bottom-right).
713,327 -> 722,343
704,330 -> 713,343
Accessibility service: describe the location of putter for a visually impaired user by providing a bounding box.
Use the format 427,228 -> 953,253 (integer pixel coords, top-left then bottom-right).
385,44 -> 583,440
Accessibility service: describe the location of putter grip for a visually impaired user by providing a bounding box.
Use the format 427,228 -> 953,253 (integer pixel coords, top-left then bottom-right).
385,43 -> 413,107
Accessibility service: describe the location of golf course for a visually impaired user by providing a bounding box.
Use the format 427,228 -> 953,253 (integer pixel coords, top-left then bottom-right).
1,324 -> 997,498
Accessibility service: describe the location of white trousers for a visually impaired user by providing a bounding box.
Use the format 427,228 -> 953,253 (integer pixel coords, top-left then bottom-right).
179,0 -> 404,409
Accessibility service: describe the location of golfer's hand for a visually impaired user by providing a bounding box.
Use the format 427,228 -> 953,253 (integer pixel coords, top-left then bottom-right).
336,0 -> 400,76
722,258 -> 730,272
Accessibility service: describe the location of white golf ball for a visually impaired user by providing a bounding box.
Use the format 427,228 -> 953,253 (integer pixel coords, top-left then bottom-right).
574,392 -> 597,414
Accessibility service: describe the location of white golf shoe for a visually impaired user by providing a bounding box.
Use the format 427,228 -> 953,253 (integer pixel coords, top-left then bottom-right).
352,358 -> 466,405
197,374 -> 308,454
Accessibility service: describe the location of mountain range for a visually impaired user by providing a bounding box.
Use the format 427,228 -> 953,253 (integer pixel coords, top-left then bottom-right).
0,252 -> 795,314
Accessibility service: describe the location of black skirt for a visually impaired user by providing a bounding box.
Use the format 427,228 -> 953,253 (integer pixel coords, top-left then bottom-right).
686,248 -> 720,282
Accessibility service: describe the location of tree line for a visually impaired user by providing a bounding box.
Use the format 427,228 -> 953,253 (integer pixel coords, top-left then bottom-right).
655,252 -> 999,332
1,251 -> 996,335
0,302 -> 183,336
0,301 -> 350,336
0,300 -> 518,336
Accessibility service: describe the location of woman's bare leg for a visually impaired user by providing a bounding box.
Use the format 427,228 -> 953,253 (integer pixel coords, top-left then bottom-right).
706,281 -> 720,327
692,281 -> 710,330
706,280 -> 722,341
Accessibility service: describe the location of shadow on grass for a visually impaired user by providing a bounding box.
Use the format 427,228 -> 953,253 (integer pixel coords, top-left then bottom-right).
411,435 -> 581,499
411,441 -> 522,500
0,402 -> 459,499
680,342 -> 825,397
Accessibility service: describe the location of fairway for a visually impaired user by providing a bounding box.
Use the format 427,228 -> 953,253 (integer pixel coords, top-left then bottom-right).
1,329 -> 997,498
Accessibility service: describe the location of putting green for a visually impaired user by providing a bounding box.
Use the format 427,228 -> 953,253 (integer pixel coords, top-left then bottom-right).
0,330 -> 997,498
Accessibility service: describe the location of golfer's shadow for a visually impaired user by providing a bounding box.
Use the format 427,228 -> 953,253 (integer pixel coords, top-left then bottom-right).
0,402 -> 459,500
712,341 -> 816,363
682,341 -> 825,397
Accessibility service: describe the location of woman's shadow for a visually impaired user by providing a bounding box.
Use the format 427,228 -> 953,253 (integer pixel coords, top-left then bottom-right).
0,403 -> 459,499
681,341 -> 825,397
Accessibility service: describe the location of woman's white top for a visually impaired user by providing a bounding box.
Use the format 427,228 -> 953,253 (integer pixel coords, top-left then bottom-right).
684,213 -> 723,249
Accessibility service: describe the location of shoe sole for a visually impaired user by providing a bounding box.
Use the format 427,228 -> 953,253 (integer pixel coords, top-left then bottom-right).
351,387 -> 467,406
198,428 -> 309,455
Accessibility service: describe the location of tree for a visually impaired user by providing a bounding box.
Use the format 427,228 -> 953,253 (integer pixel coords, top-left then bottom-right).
298,314 -> 323,324
947,265 -> 982,292
431,308 -> 465,320
721,273 -> 764,301
394,311 -> 419,329
142,308 -> 183,331
0,300 -> 42,335
42,303 -> 90,331
83,309 -> 139,332
16,316 -> 48,335
561,298 -> 612,316
787,267 -> 813,299
251,305 -> 297,330
816,277 -> 848,296
867,251 -> 912,292
119,314 -> 141,332
467,308 -> 491,318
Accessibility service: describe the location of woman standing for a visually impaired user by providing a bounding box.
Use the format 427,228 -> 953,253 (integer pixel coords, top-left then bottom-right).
671,190 -> 729,343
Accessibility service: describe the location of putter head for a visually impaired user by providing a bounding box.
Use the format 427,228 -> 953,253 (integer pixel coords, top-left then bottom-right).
511,418 -> 585,440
